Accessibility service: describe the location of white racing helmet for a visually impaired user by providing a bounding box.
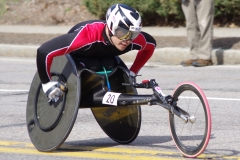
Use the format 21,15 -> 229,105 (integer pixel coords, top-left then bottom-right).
106,4 -> 142,40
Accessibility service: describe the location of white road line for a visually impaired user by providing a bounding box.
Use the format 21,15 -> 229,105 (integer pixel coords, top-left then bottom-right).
0,89 -> 29,92
0,58 -> 35,62
179,96 -> 240,101
0,89 -> 239,101
207,97 -> 240,101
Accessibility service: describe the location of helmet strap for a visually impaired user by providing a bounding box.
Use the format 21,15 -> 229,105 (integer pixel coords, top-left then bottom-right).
108,30 -> 113,38
105,26 -> 114,45
109,32 -> 114,45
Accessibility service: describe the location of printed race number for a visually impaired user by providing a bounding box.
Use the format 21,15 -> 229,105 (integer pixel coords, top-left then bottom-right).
102,92 -> 121,106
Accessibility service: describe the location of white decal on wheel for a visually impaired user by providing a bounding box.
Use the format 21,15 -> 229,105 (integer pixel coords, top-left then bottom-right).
155,86 -> 166,96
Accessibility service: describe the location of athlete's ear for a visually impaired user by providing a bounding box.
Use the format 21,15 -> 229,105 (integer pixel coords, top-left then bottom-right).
105,26 -> 114,45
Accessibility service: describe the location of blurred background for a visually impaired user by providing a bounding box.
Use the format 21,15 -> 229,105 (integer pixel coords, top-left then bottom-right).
0,0 -> 240,59
0,0 -> 239,27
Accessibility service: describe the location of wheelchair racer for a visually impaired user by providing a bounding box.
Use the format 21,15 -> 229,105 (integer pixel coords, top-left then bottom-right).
36,3 -> 156,101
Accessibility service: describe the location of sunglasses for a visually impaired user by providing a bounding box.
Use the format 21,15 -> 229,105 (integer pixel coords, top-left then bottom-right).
114,26 -> 142,41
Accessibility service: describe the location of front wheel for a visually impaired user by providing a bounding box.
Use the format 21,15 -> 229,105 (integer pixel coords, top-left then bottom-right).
169,82 -> 211,158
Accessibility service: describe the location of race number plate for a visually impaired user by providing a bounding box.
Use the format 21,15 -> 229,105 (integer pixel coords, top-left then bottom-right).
102,92 -> 121,106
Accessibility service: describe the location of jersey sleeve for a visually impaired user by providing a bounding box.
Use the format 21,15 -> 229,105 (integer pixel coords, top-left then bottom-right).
36,28 -> 90,84
130,32 -> 156,74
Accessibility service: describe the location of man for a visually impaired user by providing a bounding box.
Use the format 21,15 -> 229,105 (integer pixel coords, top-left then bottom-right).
36,3 -> 156,101
180,0 -> 214,67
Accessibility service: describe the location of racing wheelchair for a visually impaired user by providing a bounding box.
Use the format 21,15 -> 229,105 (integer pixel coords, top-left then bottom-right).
26,55 -> 211,158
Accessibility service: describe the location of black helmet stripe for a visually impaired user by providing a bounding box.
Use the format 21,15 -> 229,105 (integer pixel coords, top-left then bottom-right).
118,4 -> 133,29
106,4 -> 117,20
110,4 -> 117,12
118,20 -> 128,30
130,12 -> 140,20
119,4 -> 140,20
118,4 -> 139,20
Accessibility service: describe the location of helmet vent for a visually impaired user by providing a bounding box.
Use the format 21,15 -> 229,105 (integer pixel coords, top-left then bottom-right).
130,12 -> 139,20
118,20 -> 129,30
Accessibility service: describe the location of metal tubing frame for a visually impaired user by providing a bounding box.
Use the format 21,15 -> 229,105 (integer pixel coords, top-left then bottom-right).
83,89 -> 189,123
64,54 -> 190,123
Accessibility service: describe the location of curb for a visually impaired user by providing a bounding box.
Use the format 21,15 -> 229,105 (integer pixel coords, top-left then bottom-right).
0,44 -> 240,65
0,44 -> 38,58
1,25 -> 240,38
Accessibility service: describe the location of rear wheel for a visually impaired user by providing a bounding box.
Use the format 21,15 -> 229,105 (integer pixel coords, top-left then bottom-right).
91,67 -> 141,144
26,56 -> 81,151
169,82 -> 211,158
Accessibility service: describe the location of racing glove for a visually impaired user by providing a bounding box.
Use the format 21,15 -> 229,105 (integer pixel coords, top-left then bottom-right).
42,81 -> 62,102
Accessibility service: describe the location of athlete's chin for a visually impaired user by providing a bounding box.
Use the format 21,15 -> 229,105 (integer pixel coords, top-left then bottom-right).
117,45 -> 127,51
118,47 -> 125,51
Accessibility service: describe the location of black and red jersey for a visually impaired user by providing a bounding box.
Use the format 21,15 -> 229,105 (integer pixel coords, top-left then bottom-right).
37,20 -> 156,84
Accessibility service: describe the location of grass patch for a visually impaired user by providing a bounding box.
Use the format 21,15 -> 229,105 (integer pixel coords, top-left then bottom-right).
0,0 -> 21,17
64,7 -> 72,13
0,0 -> 7,16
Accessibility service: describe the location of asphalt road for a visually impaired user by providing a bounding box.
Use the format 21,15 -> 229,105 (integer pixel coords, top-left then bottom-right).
0,57 -> 240,160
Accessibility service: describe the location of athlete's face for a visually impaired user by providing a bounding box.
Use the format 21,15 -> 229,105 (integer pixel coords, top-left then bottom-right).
106,26 -> 132,51
111,36 -> 132,51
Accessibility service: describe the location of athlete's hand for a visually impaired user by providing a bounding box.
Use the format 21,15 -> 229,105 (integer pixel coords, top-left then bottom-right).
42,81 -> 62,102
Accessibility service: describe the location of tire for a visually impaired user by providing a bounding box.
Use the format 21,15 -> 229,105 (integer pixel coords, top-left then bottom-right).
26,56 -> 81,151
169,82 -> 211,157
